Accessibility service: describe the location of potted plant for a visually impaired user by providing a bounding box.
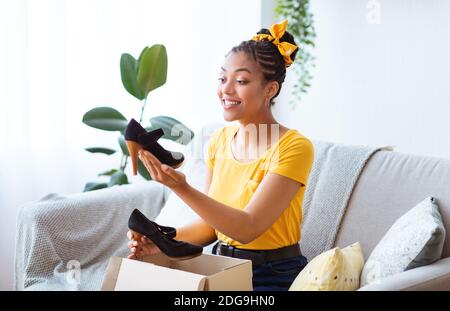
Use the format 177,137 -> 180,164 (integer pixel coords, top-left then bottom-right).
82,44 -> 194,191
275,0 -> 316,109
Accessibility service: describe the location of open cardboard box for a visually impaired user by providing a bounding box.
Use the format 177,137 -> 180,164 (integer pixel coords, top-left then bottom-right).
101,252 -> 253,291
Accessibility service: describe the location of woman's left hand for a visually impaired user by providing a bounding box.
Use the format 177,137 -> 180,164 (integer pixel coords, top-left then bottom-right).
138,150 -> 187,190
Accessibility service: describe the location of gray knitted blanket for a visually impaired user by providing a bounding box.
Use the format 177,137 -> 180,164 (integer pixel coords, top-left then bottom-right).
300,140 -> 392,260
14,182 -> 167,290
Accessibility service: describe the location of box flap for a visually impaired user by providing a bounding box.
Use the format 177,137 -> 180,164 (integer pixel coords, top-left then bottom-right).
173,253 -> 251,275
114,258 -> 206,291
204,256 -> 253,291
101,256 -> 123,291
142,252 -> 174,268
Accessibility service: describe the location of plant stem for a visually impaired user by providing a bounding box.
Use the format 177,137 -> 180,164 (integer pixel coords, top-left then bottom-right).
123,152 -> 128,170
139,96 -> 148,123
120,154 -> 125,170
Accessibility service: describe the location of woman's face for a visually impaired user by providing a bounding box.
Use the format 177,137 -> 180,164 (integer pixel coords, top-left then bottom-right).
217,51 -> 277,122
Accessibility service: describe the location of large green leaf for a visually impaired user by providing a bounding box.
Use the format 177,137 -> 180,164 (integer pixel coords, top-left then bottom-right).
118,135 -> 129,156
149,116 -> 194,145
98,169 -> 118,176
138,46 -> 149,65
82,107 -> 128,131
85,147 -> 116,155
83,182 -> 108,192
138,159 -> 152,180
108,171 -> 129,186
137,44 -> 167,97
120,53 -> 145,100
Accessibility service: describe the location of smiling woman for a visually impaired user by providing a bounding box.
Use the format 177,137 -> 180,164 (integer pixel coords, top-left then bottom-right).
128,20 -> 314,291
217,21 -> 298,129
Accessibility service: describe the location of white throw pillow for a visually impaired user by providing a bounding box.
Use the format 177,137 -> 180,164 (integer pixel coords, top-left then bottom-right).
361,196 -> 446,286
155,123 -> 224,252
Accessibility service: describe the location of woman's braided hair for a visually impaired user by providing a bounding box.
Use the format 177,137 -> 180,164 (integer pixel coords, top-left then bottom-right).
227,28 -> 298,106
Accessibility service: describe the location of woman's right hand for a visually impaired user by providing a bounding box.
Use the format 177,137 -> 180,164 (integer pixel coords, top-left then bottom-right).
127,230 -> 161,260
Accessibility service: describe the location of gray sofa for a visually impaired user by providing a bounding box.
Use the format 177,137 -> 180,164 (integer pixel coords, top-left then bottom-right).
343,149 -> 450,290
15,132 -> 450,290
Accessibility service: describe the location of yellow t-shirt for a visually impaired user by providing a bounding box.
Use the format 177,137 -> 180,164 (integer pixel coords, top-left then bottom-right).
205,125 -> 314,250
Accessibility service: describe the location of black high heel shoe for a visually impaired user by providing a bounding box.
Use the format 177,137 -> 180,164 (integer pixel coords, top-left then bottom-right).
124,119 -> 185,175
132,220 -> 175,238
148,220 -> 176,239
128,209 -> 203,261
138,131 -> 185,168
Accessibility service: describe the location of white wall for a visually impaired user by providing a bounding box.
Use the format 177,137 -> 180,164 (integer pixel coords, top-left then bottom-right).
272,0 -> 450,160
0,0 -> 261,290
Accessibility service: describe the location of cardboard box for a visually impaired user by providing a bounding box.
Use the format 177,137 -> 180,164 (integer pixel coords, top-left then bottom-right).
101,252 -> 253,291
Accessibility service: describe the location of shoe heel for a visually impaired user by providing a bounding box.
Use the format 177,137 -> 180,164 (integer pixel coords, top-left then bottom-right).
126,140 -> 142,175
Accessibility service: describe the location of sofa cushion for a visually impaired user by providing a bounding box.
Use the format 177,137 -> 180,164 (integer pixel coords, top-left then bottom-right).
289,242 -> 364,291
361,197 -> 446,286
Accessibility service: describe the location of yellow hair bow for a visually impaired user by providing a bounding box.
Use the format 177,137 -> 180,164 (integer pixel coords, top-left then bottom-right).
251,19 -> 298,68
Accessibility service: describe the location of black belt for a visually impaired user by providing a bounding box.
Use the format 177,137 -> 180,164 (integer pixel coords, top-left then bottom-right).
213,241 -> 302,266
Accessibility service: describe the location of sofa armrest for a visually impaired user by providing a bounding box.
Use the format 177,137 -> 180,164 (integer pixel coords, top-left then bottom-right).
358,257 -> 450,291
15,182 -> 166,290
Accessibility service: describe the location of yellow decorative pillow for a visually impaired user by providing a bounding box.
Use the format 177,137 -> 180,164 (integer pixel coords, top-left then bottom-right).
289,242 -> 365,291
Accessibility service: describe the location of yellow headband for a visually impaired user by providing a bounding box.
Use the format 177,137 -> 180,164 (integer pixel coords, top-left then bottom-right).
251,19 -> 298,68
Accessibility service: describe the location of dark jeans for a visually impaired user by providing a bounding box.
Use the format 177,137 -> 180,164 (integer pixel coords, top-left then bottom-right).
252,255 -> 308,291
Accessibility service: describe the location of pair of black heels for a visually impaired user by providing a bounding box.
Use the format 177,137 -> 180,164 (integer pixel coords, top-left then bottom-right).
128,209 -> 203,260
124,119 -> 184,175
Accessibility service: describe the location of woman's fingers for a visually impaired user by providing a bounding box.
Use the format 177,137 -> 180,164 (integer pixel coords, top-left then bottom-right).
131,235 -> 150,246
137,150 -> 185,188
128,230 -> 149,260
150,162 -> 162,180
141,151 -> 165,178
128,230 -> 144,240
139,152 -> 158,180
144,151 -> 179,183
128,239 -> 161,260
143,150 -> 162,166
128,240 -> 140,248
147,154 -> 171,180
161,164 -> 180,182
